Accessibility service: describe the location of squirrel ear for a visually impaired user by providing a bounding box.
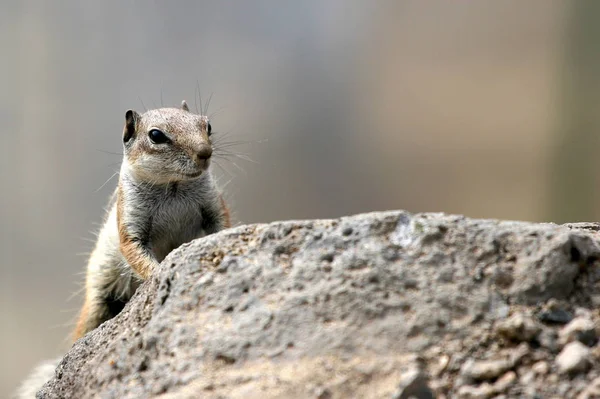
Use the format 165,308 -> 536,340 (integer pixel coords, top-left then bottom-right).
123,109 -> 140,143
181,100 -> 190,112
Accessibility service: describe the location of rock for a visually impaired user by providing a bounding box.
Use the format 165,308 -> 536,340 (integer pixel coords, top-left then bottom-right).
575,308 -> 593,319
431,354 -> 450,377
538,309 -> 574,325
33,211 -> 600,398
559,317 -> 597,347
578,376 -> 600,399
538,328 -> 560,352
460,358 -> 513,383
457,383 -> 495,399
391,368 -> 435,399
455,372 -> 516,399
556,341 -> 592,374
493,371 -> 517,394
460,343 -> 529,383
496,313 -> 541,342
531,361 -> 550,376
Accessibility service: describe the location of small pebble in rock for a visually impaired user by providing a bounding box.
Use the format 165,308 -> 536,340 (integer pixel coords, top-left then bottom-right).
496,313 -> 541,342
432,354 -> 450,377
460,343 -> 528,383
556,341 -> 591,374
457,383 -> 494,399
537,328 -> 560,352
559,317 -> 597,347
537,300 -> 573,325
532,361 -> 549,376
391,368 -> 435,399
523,386 -> 539,399
558,381 -> 572,396
537,308 -> 574,324
575,308 -> 593,319
493,371 -> 517,393
314,387 -> 331,399
519,370 -> 535,385
460,358 -> 512,382
577,376 -> 600,399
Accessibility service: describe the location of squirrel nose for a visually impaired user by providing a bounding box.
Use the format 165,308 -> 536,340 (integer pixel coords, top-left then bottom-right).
196,147 -> 212,162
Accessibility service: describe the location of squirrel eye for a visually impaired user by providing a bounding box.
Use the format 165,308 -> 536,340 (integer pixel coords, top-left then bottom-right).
207,123 -> 212,136
148,129 -> 170,144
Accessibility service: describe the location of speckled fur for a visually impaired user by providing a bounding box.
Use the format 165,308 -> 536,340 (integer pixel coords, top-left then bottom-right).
73,102 -> 230,340
16,101 -> 231,399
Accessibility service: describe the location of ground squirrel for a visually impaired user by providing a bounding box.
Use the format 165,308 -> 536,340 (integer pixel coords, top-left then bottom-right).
16,100 -> 231,398
73,100 -> 231,339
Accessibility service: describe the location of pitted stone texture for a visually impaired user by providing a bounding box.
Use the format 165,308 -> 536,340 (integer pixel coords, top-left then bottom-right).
37,212 -> 600,398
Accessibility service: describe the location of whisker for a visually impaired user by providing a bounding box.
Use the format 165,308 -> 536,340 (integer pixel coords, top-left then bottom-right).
213,148 -> 256,158
213,141 -> 257,150
213,148 -> 254,158
196,81 -> 204,116
95,149 -> 124,156
221,178 -> 234,191
228,160 -> 247,175
204,92 -> 213,116
194,82 -> 200,114
214,152 -> 258,164
95,171 -> 119,193
213,147 -> 253,156
208,106 -> 228,120
212,159 -> 234,180
138,96 -> 148,112
66,284 -> 86,302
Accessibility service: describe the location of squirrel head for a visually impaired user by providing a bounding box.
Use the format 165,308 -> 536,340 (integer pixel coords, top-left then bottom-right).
122,101 -> 213,184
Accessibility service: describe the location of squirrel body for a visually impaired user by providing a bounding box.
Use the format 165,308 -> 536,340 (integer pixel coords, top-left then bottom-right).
73,101 -> 230,340
16,101 -> 231,398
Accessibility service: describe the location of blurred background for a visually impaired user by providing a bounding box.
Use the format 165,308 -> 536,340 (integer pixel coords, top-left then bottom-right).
2,0 -> 600,396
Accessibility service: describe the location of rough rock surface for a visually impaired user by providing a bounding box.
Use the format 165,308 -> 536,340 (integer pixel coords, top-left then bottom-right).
38,211 -> 600,398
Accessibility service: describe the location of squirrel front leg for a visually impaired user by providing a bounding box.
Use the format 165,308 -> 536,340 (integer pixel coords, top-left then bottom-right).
118,233 -> 158,280
117,193 -> 159,280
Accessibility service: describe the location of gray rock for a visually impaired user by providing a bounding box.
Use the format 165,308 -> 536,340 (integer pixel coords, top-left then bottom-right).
531,361 -> 550,376
456,371 -> 517,399
460,343 -> 528,382
34,211 -> 600,398
537,300 -> 575,325
556,341 -> 592,374
496,313 -> 541,342
457,383 -> 494,399
460,358 -> 514,383
559,317 -> 597,347
578,376 -> 600,399
538,328 -> 560,352
391,368 -> 435,399
493,371 -> 517,394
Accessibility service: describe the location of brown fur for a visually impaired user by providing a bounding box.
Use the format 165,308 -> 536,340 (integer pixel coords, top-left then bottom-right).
72,103 -> 230,341
116,191 -> 155,280
19,102 -> 232,398
73,298 -> 90,341
220,195 -> 232,228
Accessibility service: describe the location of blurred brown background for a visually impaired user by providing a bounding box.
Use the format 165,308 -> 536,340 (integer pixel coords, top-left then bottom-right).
2,0 -> 600,396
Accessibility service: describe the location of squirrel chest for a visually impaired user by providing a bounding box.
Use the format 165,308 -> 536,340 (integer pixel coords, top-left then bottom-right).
119,177 -> 216,262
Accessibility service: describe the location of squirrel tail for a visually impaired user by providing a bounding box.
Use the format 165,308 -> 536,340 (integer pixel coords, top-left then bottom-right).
14,357 -> 61,399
